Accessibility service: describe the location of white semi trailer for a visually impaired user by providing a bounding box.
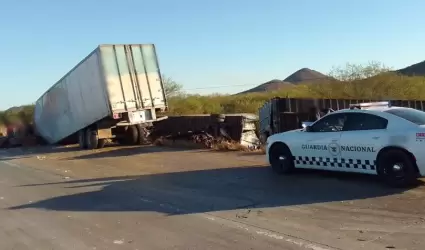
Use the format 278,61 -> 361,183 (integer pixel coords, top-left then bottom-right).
34,44 -> 168,149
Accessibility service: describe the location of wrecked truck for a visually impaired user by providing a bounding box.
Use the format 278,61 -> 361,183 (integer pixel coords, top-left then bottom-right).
34,44 -> 168,149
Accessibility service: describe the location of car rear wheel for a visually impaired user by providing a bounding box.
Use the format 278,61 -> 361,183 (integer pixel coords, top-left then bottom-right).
377,149 -> 417,188
269,143 -> 294,174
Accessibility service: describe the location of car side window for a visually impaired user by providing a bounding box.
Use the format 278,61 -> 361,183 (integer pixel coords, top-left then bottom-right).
343,113 -> 388,131
310,113 -> 347,132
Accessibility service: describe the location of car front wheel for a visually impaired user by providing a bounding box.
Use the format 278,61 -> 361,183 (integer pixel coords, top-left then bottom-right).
269,143 -> 295,174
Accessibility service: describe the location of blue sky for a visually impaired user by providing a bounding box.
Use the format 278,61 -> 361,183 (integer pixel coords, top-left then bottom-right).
0,0 -> 424,110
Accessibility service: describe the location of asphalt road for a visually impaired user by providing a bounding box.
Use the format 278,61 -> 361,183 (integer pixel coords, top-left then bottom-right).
1,145 -> 425,250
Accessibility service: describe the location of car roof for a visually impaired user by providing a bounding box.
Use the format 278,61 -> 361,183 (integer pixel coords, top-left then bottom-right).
308,106 -> 416,129
331,106 -> 409,114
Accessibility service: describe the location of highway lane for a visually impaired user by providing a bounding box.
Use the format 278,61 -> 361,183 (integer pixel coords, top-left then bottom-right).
2,145 -> 425,250
0,155 -> 317,250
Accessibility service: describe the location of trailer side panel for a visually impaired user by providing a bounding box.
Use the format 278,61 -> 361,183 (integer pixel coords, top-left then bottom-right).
34,48 -> 110,144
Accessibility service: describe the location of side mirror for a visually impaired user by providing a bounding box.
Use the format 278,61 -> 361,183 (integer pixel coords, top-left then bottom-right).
305,125 -> 313,132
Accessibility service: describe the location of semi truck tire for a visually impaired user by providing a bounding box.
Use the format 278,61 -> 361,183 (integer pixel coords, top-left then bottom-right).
97,139 -> 106,149
126,125 -> 139,145
78,130 -> 87,149
85,128 -> 99,150
135,124 -> 149,145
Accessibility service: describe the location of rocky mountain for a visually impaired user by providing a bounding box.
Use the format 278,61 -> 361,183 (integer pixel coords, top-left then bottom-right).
239,68 -> 330,94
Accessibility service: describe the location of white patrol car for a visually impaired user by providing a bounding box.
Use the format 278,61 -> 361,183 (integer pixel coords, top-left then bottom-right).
266,101 -> 425,187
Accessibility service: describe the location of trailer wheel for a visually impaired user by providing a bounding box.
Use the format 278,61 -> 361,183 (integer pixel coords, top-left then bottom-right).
85,128 -> 99,150
97,139 -> 106,149
78,130 -> 87,149
125,125 -> 139,145
136,124 -> 150,145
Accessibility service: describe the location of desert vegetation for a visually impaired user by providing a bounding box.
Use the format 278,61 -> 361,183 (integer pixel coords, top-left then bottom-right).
166,61 -> 425,114
1,61 -> 425,130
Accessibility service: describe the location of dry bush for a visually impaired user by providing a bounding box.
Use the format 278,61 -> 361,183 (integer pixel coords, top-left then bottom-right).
154,136 -> 264,153
153,137 -> 206,149
211,140 -> 248,151
4,63 -> 425,153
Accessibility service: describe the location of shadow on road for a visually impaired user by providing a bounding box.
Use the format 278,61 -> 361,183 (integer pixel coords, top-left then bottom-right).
0,155 -> 32,161
1,144 -> 198,160
67,145 -> 198,160
0,145 -> 84,157
9,166 -> 421,214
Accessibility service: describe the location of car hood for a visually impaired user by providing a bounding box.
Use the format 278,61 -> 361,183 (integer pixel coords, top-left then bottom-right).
268,129 -> 304,142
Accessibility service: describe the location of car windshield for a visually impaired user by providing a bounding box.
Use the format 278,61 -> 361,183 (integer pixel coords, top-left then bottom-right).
384,108 -> 425,125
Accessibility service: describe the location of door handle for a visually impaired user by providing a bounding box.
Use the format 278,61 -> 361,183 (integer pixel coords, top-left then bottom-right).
372,136 -> 380,139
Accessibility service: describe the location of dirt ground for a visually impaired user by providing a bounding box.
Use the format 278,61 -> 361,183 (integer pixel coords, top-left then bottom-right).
1,144 -> 425,250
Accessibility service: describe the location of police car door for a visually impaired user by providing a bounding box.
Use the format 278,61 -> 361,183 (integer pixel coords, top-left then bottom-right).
338,112 -> 388,174
294,113 -> 347,170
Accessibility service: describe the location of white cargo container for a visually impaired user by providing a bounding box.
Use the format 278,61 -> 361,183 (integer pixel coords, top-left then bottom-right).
34,44 -> 168,149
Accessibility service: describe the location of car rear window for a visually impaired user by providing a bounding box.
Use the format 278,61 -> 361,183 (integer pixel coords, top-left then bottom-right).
384,108 -> 425,125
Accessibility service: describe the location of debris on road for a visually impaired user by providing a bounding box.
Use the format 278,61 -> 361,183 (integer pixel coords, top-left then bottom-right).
113,239 -> 124,245
152,113 -> 260,150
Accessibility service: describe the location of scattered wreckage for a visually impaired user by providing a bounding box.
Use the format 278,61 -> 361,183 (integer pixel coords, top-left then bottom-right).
151,113 -> 260,149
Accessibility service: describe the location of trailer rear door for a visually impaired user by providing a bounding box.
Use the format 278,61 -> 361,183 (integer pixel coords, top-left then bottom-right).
100,44 -> 167,113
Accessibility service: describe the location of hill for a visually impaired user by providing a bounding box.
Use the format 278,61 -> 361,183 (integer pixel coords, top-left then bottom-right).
5,106 -> 25,113
240,60 -> 425,94
395,60 -> 425,76
238,79 -> 293,94
283,68 -> 331,84
239,68 -> 330,94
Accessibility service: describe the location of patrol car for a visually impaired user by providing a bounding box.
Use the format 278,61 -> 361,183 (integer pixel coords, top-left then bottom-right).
266,101 -> 425,187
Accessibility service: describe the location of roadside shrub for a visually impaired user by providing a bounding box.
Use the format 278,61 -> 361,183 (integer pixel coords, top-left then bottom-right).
3,73 -> 425,127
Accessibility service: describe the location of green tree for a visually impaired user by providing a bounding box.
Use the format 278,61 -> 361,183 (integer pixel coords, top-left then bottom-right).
162,74 -> 184,98
328,61 -> 392,81
307,61 -> 398,99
